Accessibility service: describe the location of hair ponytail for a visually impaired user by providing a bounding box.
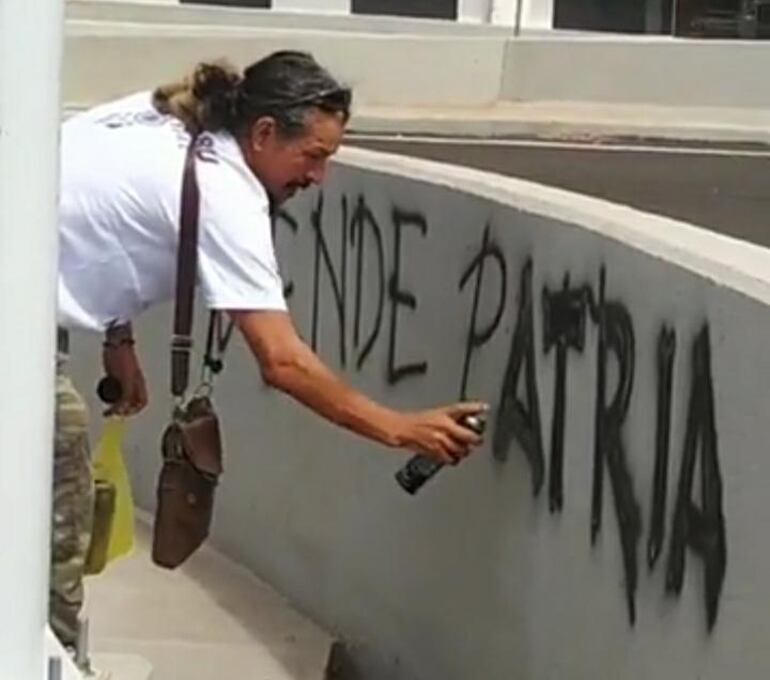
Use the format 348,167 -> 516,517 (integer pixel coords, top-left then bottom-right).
153,60 -> 241,134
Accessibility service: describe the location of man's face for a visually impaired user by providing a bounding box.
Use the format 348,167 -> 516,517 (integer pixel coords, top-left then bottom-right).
245,108 -> 346,205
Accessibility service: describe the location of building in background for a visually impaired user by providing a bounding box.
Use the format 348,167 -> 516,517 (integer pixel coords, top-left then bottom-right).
555,0 -> 770,37
179,0 -> 769,36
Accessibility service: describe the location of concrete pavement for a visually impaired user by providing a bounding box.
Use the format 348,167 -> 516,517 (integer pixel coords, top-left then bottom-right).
84,521 -> 334,680
351,101 -> 770,146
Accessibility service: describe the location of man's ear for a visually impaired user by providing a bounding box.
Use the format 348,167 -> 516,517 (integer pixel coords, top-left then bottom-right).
249,116 -> 277,152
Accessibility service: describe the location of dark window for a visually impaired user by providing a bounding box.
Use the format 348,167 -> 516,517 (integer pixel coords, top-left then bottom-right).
181,0 -> 271,7
554,0 -> 769,37
554,0 -> 646,32
352,0 -> 457,20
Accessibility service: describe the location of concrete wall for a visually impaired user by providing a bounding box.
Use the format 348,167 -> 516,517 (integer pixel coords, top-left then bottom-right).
63,19 -> 507,109
69,147 -> 770,679
502,35 -> 770,107
64,2 -> 770,114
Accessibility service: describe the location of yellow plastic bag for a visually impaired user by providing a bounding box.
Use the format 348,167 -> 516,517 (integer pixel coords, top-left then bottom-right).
90,417 -> 135,567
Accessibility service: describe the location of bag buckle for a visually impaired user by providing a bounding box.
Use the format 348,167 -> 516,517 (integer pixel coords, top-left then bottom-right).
171,335 -> 193,351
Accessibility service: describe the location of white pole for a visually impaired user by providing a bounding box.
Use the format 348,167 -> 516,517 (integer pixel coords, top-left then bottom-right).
489,0 -> 517,25
672,0 -> 679,35
271,0 -> 350,13
0,0 -> 65,677
518,0 -> 554,29
514,0 -> 524,34
489,0 -> 554,29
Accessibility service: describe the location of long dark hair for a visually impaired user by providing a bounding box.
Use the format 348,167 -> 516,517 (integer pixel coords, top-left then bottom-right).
153,51 -> 352,137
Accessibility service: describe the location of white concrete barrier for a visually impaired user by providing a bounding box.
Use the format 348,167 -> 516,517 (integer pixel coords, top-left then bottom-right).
502,34 -> 770,108
62,2 -> 770,118
63,20 -> 507,108
68,146 -> 770,679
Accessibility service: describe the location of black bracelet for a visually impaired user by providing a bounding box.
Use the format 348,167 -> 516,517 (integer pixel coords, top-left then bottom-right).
104,321 -> 134,349
103,337 -> 135,350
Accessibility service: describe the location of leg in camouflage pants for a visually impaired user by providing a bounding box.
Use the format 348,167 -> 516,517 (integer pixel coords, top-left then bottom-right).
50,354 -> 94,648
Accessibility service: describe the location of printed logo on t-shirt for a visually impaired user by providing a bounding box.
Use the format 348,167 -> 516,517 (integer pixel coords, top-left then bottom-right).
96,108 -> 220,164
95,110 -> 167,129
193,135 -> 219,164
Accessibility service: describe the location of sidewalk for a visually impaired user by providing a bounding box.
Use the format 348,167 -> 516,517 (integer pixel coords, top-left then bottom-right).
351,101 -> 770,146
63,99 -> 770,146
84,521 -> 334,680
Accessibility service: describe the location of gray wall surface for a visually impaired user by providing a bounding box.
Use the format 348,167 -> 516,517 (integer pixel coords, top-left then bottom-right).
69,147 -> 770,679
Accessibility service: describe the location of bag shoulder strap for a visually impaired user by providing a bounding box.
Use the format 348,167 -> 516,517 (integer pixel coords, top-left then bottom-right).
171,137 -> 200,398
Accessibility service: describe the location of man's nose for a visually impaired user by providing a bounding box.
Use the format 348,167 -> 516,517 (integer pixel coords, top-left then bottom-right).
307,159 -> 329,185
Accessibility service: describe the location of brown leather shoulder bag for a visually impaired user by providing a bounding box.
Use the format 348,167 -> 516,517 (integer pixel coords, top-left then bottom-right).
152,136 -> 225,569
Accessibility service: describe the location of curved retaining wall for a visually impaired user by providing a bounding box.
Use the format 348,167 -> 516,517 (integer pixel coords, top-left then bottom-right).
70,147 -> 770,680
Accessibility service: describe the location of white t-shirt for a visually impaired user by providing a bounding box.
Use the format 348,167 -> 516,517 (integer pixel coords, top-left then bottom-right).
58,92 -> 287,332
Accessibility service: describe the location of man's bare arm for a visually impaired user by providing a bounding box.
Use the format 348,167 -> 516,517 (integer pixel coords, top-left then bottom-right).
229,309 -> 485,463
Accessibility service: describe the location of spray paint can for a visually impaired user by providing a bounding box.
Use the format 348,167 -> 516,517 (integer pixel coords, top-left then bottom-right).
395,412 -> 487,495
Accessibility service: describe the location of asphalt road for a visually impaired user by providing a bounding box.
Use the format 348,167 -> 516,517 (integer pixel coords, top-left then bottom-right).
347,137 -> 770,249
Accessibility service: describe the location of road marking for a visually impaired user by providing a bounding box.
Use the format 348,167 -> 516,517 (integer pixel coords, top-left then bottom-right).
346,134 -> 770,159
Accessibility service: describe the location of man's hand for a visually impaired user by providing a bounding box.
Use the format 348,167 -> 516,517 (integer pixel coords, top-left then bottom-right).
391,402 -> 487,464
102,324 -> 148,416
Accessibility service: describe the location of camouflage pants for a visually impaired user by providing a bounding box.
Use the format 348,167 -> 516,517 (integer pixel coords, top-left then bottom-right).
49,355 -> 94,648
